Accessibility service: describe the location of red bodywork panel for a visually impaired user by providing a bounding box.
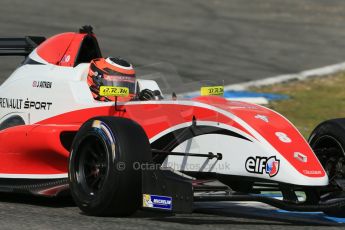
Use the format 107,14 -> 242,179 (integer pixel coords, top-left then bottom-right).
36,32 -> 92,66
0,125 -> 79,174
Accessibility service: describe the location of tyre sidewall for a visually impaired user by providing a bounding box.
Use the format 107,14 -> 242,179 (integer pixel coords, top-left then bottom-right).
69,119 -> 121,215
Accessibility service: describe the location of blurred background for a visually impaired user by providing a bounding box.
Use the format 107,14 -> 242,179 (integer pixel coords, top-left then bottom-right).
1,1 -> 345,228
1,0 -> 345,88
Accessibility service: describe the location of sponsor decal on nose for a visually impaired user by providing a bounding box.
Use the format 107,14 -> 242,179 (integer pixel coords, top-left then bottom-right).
294,152 -> 308,163
245,156 -> 280,177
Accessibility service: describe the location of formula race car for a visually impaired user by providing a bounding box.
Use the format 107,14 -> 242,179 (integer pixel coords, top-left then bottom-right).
0,26 -> 344,217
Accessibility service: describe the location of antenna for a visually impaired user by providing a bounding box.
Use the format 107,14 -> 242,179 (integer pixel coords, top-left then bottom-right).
114,96 -> 126,112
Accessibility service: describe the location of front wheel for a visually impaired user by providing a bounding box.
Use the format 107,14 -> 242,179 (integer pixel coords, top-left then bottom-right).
309,119 -> 345,217
69,117 -> 152,216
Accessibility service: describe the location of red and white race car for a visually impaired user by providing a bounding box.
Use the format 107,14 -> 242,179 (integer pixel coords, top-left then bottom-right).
0,26 -> 344,217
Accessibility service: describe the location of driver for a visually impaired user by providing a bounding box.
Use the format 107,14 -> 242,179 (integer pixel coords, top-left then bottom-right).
87,57 -> 138,102
87,57 -> 160,101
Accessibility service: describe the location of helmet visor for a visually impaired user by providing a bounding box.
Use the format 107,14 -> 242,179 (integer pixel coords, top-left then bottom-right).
100,75 -> 135,94
93,74 -> 136,94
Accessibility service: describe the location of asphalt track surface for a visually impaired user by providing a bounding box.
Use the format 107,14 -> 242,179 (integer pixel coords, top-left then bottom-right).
1,0 -> 345,87
0,193 -> 344,230
1,0 -> 345,229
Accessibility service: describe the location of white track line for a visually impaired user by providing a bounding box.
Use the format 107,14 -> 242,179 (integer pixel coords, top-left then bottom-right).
179,61 -> 345,104
224,61 -> 345,91
181,61 -> 345,97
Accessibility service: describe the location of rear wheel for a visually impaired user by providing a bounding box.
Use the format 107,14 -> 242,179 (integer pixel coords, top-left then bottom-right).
309,119 -> 345,217
69,117 -> 151,216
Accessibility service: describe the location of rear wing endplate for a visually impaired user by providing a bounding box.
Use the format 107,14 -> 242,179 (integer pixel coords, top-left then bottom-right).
0,36 -> 46,56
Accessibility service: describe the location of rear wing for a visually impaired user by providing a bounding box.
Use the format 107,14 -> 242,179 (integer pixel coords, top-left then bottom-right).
0,36 -> 46,56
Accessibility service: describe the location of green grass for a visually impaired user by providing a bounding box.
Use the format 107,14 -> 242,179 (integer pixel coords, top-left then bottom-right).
252,72 -> 345,138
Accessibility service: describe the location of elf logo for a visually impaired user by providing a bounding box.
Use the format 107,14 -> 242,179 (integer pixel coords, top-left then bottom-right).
245,156 -> 280,177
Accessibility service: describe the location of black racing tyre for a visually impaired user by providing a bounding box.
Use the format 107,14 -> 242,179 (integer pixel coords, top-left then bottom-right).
309,119 -> 345,217
69,116 -> 152,216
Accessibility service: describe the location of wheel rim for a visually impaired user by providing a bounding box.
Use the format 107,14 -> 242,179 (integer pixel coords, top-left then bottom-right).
312,135 -> 345,188
76,134 -> 109,196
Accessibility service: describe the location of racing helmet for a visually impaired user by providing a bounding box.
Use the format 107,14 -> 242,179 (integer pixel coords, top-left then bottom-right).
87,57 -> 136,101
